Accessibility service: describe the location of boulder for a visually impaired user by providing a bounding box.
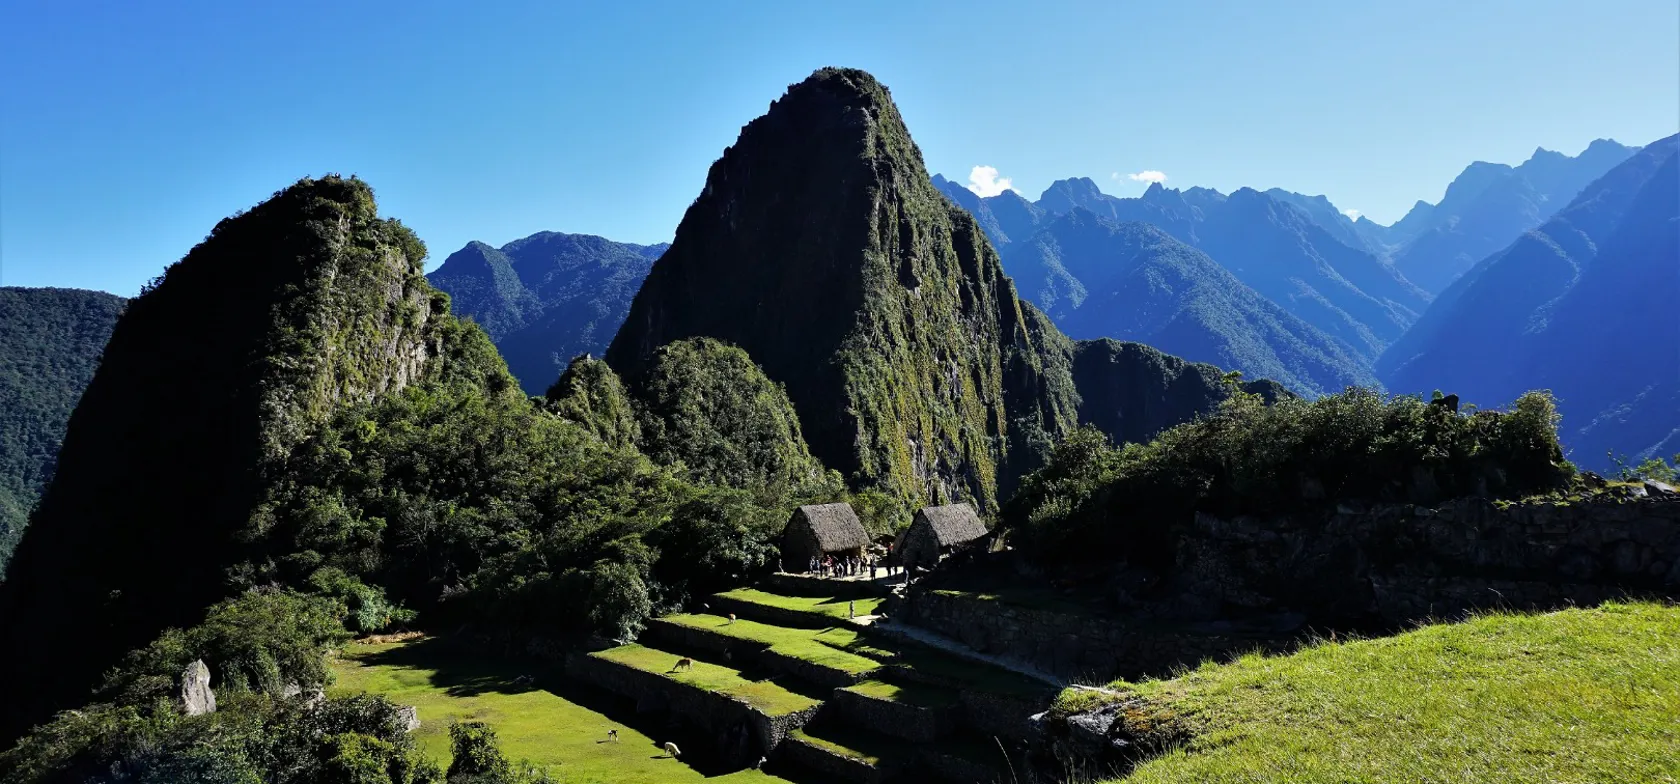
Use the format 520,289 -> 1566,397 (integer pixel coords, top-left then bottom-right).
180,659 -> 216,716
397,705 -> 421,733
1644,480 -> 1677,498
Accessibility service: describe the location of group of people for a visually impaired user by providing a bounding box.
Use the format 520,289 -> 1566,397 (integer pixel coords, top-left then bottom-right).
807,551 -> 900,579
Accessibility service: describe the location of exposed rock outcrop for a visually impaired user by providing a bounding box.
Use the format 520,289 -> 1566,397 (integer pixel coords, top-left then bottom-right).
179,659 -> 215,716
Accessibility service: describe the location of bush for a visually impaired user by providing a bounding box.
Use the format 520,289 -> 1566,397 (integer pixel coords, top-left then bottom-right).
446,721 -> 555,784
1006,388 -> 1574,562
0,693 -> 440,784
100,588 -> 352,705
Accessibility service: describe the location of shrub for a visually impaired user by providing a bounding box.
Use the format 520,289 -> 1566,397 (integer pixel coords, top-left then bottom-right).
1006,388 -> 1574,562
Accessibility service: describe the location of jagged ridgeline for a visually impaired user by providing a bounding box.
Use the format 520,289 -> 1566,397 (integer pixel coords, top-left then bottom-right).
607,68 -> 1081,510
0,176 -> 515,740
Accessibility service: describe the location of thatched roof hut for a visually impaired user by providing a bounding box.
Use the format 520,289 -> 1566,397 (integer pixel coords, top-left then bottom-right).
781,503 -> 869,569
895,503 -> 987,571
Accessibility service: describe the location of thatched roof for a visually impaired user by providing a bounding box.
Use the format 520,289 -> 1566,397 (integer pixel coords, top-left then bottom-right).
788,503 -> 869,551
912,503 -> 987,546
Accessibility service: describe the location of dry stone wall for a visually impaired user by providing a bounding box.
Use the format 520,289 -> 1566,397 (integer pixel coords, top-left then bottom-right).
903,493 -> 1680,683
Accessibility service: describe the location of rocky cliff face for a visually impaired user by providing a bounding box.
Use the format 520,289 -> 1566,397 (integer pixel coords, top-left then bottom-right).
607,68 -> 1079,510
0,176 -> 511,740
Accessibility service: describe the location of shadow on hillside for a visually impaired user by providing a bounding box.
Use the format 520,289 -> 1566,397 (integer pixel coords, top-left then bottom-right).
351,636 -> 545,698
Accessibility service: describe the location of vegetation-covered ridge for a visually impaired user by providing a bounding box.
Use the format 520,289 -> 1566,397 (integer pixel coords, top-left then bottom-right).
0,171 -> 861,769
1055,602 -> 1680,784
607,66 -> 1082,512
0,286 -> 125,572
0,175 -> 502,741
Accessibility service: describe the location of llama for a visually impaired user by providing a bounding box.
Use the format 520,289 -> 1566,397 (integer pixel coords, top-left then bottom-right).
671,657 -> 694,672
663,741 -> 682,758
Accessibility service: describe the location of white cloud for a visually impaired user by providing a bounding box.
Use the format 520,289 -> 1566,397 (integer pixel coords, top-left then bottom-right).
1109,171 -> 1121,181
1341,208 -> 1361,219
966,165 -> 1014,197
1126,170 -> 1169,184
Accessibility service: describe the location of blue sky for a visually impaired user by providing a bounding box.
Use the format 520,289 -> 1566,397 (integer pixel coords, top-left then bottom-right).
3,1 -> 1676,296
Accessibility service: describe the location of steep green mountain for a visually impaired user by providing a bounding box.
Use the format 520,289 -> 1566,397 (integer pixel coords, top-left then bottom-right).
0,176 -> 516,740
429,232 -> 668,395
0,287 -> 125,572
1066,339 -> 1291,446
607,68 -> 1083,511
1388,139 -> 1638,293
608,68 -> 1275,512
1378,134 -> 1679,467
626,337 -> 842,501
1013,210 -> 1373,396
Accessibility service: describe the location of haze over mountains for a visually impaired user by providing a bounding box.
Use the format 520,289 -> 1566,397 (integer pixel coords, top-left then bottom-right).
427,232 -> 668,395
1380,134 -> 1680,466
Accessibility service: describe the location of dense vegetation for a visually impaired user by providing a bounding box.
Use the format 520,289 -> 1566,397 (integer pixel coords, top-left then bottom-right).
0,287 -> 124,572
1062,602 -> 1679,784
629,338 -> 843,502
1006,386 -> 1572,562
429,233 -> 667,395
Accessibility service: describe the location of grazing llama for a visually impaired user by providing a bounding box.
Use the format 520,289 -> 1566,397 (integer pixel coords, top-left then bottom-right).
671,657 -> 694,672
663,741 -> 682,758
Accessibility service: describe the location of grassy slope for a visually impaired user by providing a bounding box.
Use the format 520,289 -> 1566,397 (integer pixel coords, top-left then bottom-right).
591,643 -> 822,715
716,588 -> 884,621
661,613 -> 883,675
1093,602 -> 1680,784
330,639 -> 789,783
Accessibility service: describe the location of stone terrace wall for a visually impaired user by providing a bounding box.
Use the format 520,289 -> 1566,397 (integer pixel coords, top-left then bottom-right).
1173,492 -> 1680,625
564,652 -> 818,765
902,493 -> 1680,683
896,590 -> 1285,683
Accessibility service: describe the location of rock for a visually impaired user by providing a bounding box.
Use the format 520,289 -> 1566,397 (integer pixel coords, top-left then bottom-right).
397,706 -> 420,733
1644,480 -> 1677,497
1065,706 -> 1118,752
1581,471 -> 1608,489
180,659 -> 216,716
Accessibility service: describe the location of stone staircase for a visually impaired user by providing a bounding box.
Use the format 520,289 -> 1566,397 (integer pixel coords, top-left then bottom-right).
574,577 -> 1054,783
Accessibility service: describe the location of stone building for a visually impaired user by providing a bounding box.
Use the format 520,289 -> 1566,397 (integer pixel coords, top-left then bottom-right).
781,503 -> 869,569
895,503 -> 987,571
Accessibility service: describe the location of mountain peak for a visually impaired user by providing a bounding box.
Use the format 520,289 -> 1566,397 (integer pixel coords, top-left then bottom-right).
607,67 -> 1076,509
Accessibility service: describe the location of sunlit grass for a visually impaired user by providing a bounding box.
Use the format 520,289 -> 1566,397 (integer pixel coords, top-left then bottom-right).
1083,602 -> 1680,783
330,638 -> 791,783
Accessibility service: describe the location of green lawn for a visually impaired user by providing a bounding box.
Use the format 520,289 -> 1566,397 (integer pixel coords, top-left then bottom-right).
842,678 -> 959,708
330,638 -> 790,783
716,588 -> 884,621
1083,602 -> 1680,784
591,643 -> 821,716
659,613 -> 884,676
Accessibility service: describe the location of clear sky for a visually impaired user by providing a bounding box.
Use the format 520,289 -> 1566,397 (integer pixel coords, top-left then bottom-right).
3,0 -> 1676,295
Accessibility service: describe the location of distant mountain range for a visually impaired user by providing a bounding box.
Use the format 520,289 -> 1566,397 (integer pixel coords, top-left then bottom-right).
428,232 -> 668,395
932,173 -> 1428,392
1379,134 -> 1679,466
925,137 -> 1644,406
1380,140 -> 1639,292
